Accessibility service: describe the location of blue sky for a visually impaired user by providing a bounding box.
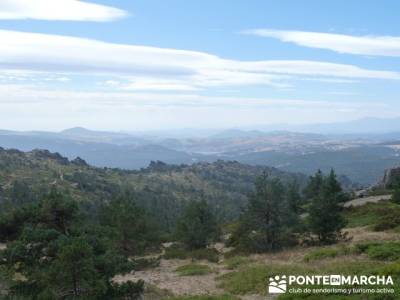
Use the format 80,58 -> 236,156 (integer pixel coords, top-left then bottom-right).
1,0 -> 400,131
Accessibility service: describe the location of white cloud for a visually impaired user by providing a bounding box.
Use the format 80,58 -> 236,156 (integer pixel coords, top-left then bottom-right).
243,29 -> 400,57
0,29 -> 399,92
0,0 -> 127,22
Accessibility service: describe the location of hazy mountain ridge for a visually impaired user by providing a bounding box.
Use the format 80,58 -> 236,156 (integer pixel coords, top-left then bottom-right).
1,121 -> 400,185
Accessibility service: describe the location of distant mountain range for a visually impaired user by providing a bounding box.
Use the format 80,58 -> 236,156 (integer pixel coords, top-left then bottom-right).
251,117 -> 400,135
1,118 -> 400,185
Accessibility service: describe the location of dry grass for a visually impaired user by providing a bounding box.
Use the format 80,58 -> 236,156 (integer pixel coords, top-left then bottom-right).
345,226 -> 400,243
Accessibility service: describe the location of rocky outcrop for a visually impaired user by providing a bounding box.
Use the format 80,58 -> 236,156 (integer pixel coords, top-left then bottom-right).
381,166 -> 400,188
71,156 -> 88,166
31,149 -> 70,165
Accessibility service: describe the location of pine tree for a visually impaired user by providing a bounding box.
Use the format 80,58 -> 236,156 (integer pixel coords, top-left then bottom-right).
45,237 -> 101,299
286,181 -> 302,214
303,169 -> 324,200
176,200 -> 218,249
307,169 -> 347,244
100,196 -> 158,257
230,174 -> 298,252
392,182 -> 400,204
0,191 -> 144,299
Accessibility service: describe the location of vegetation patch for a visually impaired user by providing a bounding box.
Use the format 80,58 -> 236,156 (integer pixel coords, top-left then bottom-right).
224,256 -> 253,269
356,241 -> 400,261
344,202 -> 400,229
175,264 -> 212,276
303,245 -> 352,262
218,260 -> 385,296
218,264 -> 311,295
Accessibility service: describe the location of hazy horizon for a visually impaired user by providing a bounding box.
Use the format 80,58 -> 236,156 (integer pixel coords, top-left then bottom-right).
2,116 -> 400,135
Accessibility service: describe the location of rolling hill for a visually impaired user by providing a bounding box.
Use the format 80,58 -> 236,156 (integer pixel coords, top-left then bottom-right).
0,147 -> 307,230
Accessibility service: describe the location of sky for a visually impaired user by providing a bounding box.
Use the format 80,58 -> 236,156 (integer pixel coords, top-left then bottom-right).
1,0 -> 400,131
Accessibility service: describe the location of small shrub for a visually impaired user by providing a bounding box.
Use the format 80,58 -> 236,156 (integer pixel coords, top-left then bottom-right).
109,280 -> 144,300
191,248 -> 219,263
175,264 -> 212,276
163,245 -> 189,260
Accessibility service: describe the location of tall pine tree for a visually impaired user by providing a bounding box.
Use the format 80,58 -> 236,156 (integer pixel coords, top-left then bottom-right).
307,169 -> 347,244
230,174 -> 299,252
176,200 -> 218,250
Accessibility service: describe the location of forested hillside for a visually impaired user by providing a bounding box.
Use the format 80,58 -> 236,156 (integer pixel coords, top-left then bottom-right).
2,147 -> 400,299
0,147 -> 306,230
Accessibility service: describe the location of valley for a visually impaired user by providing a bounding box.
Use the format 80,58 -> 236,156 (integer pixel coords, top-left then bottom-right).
2,124 -> 400,186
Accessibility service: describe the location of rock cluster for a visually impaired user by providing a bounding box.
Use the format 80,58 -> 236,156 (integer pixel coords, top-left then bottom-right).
381,166 -> 400,188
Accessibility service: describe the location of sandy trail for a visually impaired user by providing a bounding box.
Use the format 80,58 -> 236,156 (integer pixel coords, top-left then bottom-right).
343,194 -> 391,207
114,258 -> 229,296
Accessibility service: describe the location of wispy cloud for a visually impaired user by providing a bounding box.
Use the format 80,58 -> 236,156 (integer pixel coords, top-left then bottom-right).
0,29 -> 399,92
0,0 -> 127,22
0,84 -> 389,131
243,29 -> 400,57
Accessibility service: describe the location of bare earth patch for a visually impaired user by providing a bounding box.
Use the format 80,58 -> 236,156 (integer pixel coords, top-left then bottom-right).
113,258 -> 229,296
343,194 -> 391,207
346,226 -> 400,243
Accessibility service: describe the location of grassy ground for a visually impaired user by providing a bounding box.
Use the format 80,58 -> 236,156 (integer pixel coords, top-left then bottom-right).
175,264 -> 213,276
343,201 -> 400,230
123,199 -> 400,299
223,256 -> 254,270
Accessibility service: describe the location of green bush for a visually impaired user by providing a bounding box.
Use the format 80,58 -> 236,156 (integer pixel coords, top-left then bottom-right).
109,280 -> 144,300
175,264 -> 212,276
163,245 -> 189,260
355,242 -> 400,261
303,246 -> 352,262
191,248 -> 219,263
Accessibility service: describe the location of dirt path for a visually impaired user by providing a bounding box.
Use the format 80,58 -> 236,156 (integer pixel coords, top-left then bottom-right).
113,258 -> 229,296
343,194 -> 391,207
